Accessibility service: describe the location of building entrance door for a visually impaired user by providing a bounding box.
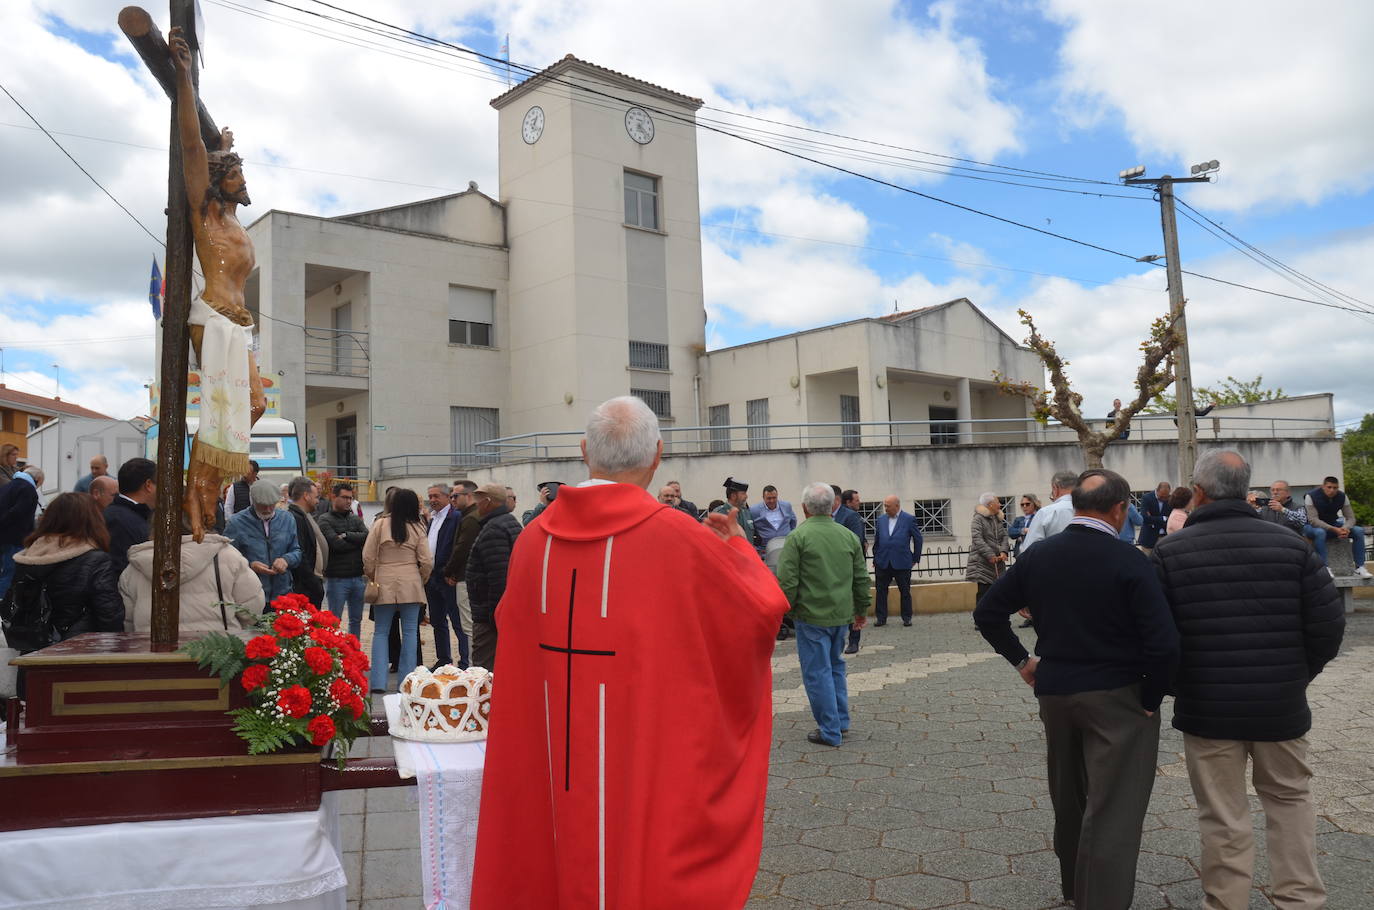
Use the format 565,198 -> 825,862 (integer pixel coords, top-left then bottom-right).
840,394 -> 860,449
335,415 -> 357,475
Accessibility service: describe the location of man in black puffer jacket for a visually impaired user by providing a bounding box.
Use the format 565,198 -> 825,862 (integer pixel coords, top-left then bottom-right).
1153,449 -> 1343,910
465,482 -> 522,670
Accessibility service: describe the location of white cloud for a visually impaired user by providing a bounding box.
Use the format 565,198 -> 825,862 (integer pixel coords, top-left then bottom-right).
1046,0 -> 1374,211
985,228 -> 1374,424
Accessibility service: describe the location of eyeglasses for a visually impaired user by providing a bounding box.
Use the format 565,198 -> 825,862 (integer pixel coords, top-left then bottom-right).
1020,501 -> 1032,507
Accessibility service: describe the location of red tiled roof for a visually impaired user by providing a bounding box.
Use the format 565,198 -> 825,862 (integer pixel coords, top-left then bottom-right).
490,54 -> 704,110
0,384 -> 113,420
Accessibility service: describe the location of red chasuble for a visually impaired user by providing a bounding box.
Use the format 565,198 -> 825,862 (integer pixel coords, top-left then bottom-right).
470,482 -> 789,909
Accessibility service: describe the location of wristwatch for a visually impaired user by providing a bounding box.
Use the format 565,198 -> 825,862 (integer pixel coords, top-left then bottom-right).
1015,656 -> 1032,670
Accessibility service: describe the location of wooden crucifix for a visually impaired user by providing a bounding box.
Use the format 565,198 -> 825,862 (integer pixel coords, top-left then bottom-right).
120,2 -> 267,651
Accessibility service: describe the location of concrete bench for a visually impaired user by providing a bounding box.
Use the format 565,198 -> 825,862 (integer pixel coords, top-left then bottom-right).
1327,537 -> 1373,614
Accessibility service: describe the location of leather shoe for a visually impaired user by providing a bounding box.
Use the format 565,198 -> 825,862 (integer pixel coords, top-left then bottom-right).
843,643 -> 859,655
902,619 -> 912,627
873,620 -> 887,627
807,730 -> 840,747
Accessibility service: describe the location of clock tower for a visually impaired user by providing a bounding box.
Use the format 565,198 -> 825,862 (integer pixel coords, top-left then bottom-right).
492,56 -> 706,434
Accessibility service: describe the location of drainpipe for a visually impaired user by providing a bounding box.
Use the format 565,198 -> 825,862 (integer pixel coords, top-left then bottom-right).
693,372 -> 702,453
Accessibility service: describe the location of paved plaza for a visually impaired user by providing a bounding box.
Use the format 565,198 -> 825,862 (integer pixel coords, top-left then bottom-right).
343,606 -> 1374,908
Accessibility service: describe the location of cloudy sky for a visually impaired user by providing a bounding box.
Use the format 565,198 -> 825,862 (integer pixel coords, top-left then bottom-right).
2,0 -> 1372,429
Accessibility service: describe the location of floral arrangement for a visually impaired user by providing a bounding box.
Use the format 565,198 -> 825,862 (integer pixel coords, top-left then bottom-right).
184,593 -> 372,766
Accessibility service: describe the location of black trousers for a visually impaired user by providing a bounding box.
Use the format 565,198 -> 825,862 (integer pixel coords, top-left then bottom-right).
874,567 -> 913,622
426,580 -> 468,668
1038,684 -> 1160,909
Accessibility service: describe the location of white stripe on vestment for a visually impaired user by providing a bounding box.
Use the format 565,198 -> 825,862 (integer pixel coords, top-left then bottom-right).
600,536 -> 614,618
541,535 -> 553,613
544,680 -> 557,840
599,682 -> 606,910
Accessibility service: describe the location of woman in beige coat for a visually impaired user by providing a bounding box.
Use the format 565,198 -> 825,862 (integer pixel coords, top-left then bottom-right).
363,487 -> 432,691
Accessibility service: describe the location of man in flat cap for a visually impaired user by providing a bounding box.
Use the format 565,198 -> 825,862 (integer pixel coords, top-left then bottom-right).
714,477 -> 758,549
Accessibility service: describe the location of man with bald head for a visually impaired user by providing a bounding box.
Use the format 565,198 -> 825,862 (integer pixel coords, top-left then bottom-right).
90,474 -> 118,511
74,455 -> 108,494
1153,450 -> 1343,908
976,468 -> 1180,908
472,396 -> 788,908
871,494 -> 922,627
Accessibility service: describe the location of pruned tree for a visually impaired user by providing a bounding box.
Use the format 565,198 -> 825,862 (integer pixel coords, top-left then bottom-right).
994,307 -> 1183,469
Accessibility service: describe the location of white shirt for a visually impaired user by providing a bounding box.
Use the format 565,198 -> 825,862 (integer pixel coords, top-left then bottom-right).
762,505 -> 786,530
427,504 -> 450,553
886,514 -> 898,536
1019,494 -> 1075,553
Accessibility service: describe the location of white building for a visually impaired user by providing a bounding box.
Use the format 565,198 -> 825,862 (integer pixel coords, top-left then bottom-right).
241,55 -> 1341,548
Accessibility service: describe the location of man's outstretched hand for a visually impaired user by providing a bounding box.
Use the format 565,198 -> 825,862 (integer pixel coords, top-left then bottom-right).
169,27 -> 192,73
704,508 -> 745,543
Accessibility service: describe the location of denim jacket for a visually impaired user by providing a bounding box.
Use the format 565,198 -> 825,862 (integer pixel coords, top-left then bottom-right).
224,508 -> 302,601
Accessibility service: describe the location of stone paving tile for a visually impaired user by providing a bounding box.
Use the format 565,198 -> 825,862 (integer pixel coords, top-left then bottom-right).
754,610 -> 1374,908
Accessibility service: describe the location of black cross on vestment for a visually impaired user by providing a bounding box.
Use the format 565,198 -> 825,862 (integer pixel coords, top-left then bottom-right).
538,568 -> 616,791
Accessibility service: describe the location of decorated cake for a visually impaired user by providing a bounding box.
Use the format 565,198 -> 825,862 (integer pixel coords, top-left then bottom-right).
393,664 -> 493,742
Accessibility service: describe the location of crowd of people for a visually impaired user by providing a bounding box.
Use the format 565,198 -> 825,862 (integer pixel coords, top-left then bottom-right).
1,409 -> 1370,908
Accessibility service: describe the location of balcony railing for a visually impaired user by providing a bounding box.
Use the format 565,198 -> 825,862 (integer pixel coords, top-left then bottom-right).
372,414 -> 1334,476
304,328 -> 370,378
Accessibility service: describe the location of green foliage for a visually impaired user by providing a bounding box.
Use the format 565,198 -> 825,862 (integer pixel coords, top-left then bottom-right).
1342,413 -> 1374,525
1147,374 -> 1284,414
182,632 -> 247,688
230,707 -> 304,755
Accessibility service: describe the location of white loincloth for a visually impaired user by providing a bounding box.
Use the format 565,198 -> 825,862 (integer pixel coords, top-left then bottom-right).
188,297 -> 252,478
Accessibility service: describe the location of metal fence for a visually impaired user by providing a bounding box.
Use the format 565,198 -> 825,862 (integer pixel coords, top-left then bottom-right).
303,328 -> 370,377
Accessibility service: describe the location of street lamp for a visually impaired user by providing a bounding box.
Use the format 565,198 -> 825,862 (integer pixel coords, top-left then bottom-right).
52,363 -> 60,399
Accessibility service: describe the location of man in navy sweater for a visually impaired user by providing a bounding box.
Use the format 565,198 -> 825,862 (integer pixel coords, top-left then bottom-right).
975,468 -> 1180,910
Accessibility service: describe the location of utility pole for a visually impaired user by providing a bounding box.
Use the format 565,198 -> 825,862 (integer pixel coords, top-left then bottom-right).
1120,160 -> 1218,486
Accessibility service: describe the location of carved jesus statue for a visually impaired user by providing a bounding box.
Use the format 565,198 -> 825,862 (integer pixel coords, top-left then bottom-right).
170,27 -> 266,541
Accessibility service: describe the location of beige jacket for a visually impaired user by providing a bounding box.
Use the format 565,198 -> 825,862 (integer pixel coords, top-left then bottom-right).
120,534 -> 266,636
363,518 -> 432,605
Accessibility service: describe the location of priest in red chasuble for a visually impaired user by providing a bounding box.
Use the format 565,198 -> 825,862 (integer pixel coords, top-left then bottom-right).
471,396 -> 789,909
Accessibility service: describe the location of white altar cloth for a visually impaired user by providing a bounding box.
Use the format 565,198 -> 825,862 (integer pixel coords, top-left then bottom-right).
384,693 -> 485,910
0,793 -> 346,910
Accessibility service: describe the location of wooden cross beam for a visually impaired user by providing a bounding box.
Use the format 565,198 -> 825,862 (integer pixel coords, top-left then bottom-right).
118,1 -> 207,651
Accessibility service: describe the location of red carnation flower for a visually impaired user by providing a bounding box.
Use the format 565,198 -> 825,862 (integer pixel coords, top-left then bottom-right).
272,613 -> 307,638
307,714 -> 336,746
240,663 -> 270,692
342,633 -> 362,652
303,646 -> 334,676
245,635 -> 281,659
346,696 -> 366,719
329,677 -> 355,703
271,593 -> 311,614
277,684 -> 312,718
311,609 -> 341,629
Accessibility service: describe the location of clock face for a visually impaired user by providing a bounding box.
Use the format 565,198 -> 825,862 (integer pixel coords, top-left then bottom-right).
522,106 -> 544,144
624,107 -> 655,145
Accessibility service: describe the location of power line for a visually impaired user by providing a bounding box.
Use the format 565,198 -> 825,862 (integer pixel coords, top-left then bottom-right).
0,81 -> 165,249
1176,198 -> 1374,314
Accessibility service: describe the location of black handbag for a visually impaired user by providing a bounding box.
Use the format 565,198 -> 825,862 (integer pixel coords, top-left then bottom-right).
0,574 -> 57,654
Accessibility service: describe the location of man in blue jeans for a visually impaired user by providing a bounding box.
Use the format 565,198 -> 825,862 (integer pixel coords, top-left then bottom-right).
777,482 -> 871,747
317,483 -> 371,637
1303,476 -> 1371,577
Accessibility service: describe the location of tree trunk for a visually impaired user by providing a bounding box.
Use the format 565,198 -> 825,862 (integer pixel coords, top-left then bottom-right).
1083,444 -> 1106,470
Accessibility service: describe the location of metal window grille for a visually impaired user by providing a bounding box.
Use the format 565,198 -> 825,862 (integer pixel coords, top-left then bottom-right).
911,498 -> 953,536
856,501 -> 883,539
840,394 -> 860,449
628,340 -> 669,370
709,404 -> 730,452
746,398 -> 770,451
632,388 -> 670,419
451,407 -> 500,465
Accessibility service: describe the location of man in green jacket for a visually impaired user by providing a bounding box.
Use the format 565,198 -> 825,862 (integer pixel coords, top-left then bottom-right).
777,482 -> 871,747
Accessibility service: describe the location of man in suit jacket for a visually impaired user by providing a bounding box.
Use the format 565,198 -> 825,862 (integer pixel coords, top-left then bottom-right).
426,483 -> 466,668
834,487 -> 868,654
872,495 -> 923,627
1137,481 -> 1172,552
750,485 -> 797,557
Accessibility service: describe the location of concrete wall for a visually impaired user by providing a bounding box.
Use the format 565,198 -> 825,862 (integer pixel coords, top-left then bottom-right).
339,190 -> 505,246
249,210 -> 511,474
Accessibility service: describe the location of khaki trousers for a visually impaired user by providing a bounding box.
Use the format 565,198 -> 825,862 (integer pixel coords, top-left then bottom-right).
455,583 -> 473,639
1183,734 -> 1326,910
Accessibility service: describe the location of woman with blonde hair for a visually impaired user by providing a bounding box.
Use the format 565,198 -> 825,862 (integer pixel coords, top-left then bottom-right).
362,487 -> 432,691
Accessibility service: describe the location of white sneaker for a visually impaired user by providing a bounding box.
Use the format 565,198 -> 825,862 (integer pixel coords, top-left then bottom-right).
1357,566 -> 1373,579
